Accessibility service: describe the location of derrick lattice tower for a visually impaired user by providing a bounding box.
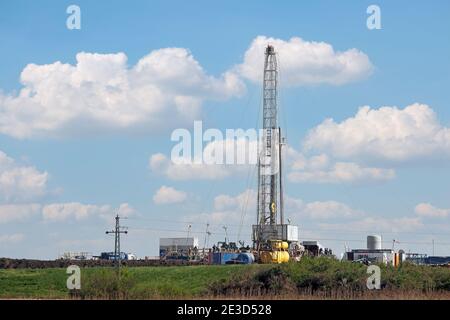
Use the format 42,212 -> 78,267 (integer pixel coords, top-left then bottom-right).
253,45 -> 296,250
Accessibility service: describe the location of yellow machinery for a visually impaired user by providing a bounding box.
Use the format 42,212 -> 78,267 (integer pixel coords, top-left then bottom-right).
259,240 -> 290,264
394,252 -> 401,267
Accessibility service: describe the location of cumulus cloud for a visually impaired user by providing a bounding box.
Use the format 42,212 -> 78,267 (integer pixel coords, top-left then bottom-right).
0,49 -> 245,138
190,189 -> 361,227
415,203 -> 449,218
185,189 -> 256,227
237,36 -> 373,86
116,203 -> 135,218
0,151 -> 48,202
284,195 -> 362,220
157,103 -> 446,185
153,186 -> 187,204
304,103 -> 450,162
149,137 -> 255,180
0,201 -> 134,224
287,151 -> 395,184
42,202 -> 110,221
0,36 -> 375,139
42,202 -> 133,221
289,162 -> 395,184
302,201 -> 357,219
0,203 -> 41,224
319,216 -> 424,233
150,153 -> 236,180
214,189 -> 256,212
153,134 -> 394,184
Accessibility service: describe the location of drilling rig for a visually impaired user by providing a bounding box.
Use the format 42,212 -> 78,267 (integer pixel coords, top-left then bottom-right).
252,45 -> 300,263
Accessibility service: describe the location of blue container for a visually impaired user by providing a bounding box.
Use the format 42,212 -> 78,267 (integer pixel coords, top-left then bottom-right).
426,256 -> 450,265
212,252 -> 222,264
236,253 -> 255,264
210,252 -> 240,264
221,253 -> 239,264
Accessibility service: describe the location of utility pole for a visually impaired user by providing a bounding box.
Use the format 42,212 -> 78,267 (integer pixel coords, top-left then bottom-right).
223,226 -> 228,243
203,223 -> 210,264
203,223 -> 210,250
187,224 -> 192,238
106,214 -> 128,273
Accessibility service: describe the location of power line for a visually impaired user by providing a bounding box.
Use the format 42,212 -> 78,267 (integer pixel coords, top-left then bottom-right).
124,216 -> 450,237
126,226 -> 450,246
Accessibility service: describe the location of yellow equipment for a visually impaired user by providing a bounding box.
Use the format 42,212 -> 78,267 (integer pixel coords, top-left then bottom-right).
394,252 -> 401,267
259,240 -> 290,264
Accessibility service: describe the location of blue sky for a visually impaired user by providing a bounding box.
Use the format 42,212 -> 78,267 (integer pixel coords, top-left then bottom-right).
0,0 -> 450,259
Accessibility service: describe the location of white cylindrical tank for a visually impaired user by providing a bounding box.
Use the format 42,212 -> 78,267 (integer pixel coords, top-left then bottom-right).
367,235 -> 382,250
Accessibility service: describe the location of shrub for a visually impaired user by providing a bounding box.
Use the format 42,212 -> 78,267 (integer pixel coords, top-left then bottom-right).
78,268 -> 136,299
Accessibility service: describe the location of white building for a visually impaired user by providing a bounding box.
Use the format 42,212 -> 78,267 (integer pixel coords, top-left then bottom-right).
159,237 -> 199,257
342,235 -> 403,266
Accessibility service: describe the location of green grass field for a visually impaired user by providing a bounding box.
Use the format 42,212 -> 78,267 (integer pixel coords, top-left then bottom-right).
0,268 -> 68,299
1,258 -> 449,299
0,264 -> 268,299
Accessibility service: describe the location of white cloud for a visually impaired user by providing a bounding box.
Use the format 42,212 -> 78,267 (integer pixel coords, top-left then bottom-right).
214,189 -> 256,211
0,233 -> 25,245
0,36 -> 374,138
287,149 -> 395,184
285,195 -> 362,220
0,201 -> 134,224
0,203 -> 41,224
149,137 -> 255,180
304,103 -> 450,162
237,36 -> 373,86
289,162 -> 395,184
42,202 -> 112,221
117,203 -> 135,218
319,216 -> 424,233
0,49 -> 245,138
185,189 -> 256,227
191,189 -> 361,226
0,151 -> 48,202
150,153 -> 236,180
301,201 -> 362,220
153,186 -> 187,205
415,203 -> 449,218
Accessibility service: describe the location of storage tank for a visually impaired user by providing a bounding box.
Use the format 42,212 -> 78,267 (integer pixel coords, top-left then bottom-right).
260,250 -> 289,264
367,235 -> 382,250
221,252 -> 239,264
279,251 -> 290,263
272,241 -> 282,249
236,253 -> 255,264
